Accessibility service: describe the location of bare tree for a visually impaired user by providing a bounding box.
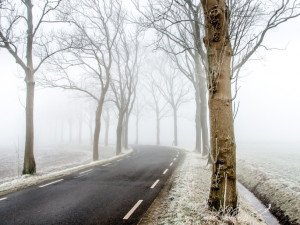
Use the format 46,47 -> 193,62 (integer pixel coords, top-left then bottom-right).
111,30 -> 139,155
133,0 -> 209,154
39,0 -> 124,160
0,0 -> 68,174
132,95 -> 146,145
144,72 -> 169,146
153,58 -> 191,146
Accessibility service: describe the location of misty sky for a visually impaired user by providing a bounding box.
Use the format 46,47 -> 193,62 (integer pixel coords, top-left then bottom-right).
0,14 -> 299,151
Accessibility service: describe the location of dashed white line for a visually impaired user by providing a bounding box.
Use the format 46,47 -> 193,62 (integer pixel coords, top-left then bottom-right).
39,179 -> 63,188
123,200 -> 143,220
170,162 -> 173,166
173,158 -> 177,161
163,169 -> 168,175
0,197 -> 7,201
79,169 -> 93,175
150,179 -> 160,189
102,163 -> 111,166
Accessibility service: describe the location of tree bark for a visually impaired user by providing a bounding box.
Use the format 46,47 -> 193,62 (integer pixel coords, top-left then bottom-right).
22,73 -> 36,174
173,107 -> 178,146
22,0 -> 36,175
93,102 -> 103,161
124,112 -> 129,149
116,114 -> 123,155
201,0 -> 237,212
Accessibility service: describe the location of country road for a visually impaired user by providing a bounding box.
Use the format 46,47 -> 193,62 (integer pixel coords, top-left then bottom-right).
0,145 -> 181,225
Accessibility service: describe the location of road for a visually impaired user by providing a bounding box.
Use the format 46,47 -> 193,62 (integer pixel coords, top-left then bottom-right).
0,145 -> 181,225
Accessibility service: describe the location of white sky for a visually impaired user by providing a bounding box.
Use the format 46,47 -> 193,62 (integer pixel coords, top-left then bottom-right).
0,11 -> 299,151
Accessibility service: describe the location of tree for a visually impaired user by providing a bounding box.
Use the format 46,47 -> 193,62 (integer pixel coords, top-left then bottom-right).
153,57 -> 191,146
133,0 -> 209,154
0,0 -> 66,174
132,95 -> 145,145
40,0 -> 123,160
144,68 -> 169,146
111,30 -> 139,155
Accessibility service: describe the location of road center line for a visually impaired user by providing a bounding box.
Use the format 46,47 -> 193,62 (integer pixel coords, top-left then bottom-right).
163,169 -> 168,175
0,197 -> 7,201
173,158 -> 177,161
123,200 -> 143,220
102,163 -> 111,166
150,179 -> 160,189
39,179 -> 63,188
79,169 -> 93,175
170,162 -> 173,166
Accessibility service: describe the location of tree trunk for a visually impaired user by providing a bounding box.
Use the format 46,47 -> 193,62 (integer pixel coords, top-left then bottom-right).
104,113 -> 109,146
156,110 -> 160,145
124,112 -> 129,149
93,103 -> 102,161
201,0 -> 237,212
22,74 -> 36,174
200,76 -> 209,156
173,107 -> 178,146
195,90 -> 202,153
116,114 -> 123,155
22,0 -> 36,175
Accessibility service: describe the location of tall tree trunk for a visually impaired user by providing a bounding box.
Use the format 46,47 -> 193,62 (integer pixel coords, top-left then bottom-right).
200,76 -> 209,156
195,90 -> 202,153
124,112 -> 129,149
135,117 -> 139,144
156,110 -> 160,145
22,0 -> 36,175
104,113 -> 109,146
116,114 -> 123,155
201,0 -> 237,212
93,103 -> 102,160
23,72 -> 36,174
173,107 -> 178,146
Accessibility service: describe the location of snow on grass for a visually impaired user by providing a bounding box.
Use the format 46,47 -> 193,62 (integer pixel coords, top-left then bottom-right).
0,147 -> 133,197
237,159 -> 300,225
140,151 -> 266,225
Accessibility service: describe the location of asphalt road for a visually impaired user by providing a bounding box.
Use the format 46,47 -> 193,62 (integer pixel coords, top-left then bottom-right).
0,145 -> 181,225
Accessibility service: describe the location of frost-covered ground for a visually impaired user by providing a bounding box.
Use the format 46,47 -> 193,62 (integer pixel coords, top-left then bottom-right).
0,145 -> 116,184
0,146 -> 132,197
237,142 -> 300,225
140,151 -> 266,225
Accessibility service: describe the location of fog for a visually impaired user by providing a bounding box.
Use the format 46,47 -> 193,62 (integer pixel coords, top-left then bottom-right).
1,1 -> 300,160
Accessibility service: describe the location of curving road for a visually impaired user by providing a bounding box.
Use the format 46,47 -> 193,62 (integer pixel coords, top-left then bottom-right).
0,145 -> 181,225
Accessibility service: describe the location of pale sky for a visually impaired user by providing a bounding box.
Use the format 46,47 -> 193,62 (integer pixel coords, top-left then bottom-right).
0,10 -> 299,151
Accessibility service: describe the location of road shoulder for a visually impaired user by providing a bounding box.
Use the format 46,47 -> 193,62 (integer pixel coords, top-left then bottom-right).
139,150 -> 266,225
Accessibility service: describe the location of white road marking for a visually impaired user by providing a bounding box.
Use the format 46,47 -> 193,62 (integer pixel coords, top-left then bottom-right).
123,200 -> 143,220
102,163 -> 111,166
163,169 -> 168,175
0,197 -> 7,201
79,169 -> 93,175
74,173 -> 90,179
170,162 -> 173,166
39,179 -> 63,188
173,157 -> 177,161
150,179 -> 160,189
117,159 -> 122,162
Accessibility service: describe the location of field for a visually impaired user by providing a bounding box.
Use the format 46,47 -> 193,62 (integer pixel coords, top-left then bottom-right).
0,145 -> 116,184
237,142 -> 300,225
